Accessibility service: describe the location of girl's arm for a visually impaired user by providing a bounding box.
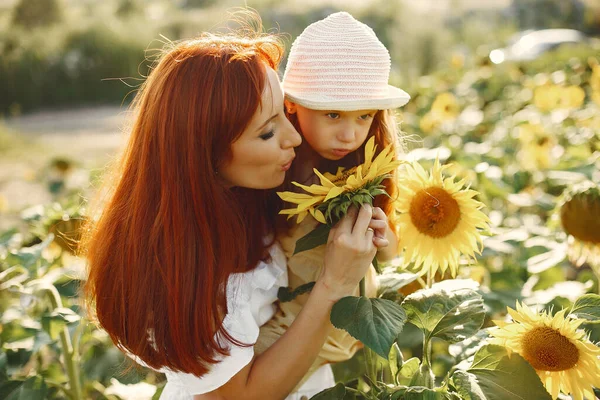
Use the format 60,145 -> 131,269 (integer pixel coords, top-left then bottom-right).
196,205 -> 379,400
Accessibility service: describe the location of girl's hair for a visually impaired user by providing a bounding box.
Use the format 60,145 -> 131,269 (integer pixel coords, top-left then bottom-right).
81,23 -> 285,376
283,110 -> 402,233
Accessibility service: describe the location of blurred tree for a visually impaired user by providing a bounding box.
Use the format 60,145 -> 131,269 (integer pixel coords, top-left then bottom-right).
11,0 -> 64,29
511,0 -> 586,31
116,0 -> 143,18
178,0 -> 218,8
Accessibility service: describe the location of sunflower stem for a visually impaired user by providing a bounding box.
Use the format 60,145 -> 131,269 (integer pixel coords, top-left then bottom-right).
426,269 -> 433,289
360,278 -> 366,297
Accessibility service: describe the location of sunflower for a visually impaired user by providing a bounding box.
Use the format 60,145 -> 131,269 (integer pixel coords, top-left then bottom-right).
558,181 -> 600,270
430,92 -> 460,121
278,136 -> 402,224
516,123 -> 557,171
592,91 -> 600,107
395,159 -> 490,277
590,65 -> 600,92
488,302 -> 600,400
533,84 -> 562,112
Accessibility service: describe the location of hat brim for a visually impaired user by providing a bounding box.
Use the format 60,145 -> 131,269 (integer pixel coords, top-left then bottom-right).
284,85 -> 410,111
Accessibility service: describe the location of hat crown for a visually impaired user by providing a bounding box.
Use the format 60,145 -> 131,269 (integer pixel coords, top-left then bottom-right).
283,12 -> 409,111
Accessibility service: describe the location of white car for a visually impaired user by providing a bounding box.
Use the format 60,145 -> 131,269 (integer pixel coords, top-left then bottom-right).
489,29 -> 588,64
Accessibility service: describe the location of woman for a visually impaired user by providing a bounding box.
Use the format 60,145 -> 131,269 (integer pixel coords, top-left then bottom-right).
82,15 -> 388,400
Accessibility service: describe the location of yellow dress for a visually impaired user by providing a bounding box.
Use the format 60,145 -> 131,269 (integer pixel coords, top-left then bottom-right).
254,216 -> 378,390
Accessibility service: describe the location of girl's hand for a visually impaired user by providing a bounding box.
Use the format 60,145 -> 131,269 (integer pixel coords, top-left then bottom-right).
368,206 -> 390,249
318,204 -> 378,301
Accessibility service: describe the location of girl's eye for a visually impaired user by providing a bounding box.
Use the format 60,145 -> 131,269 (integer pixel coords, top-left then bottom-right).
259,130 -> 275,140
326,113 -> 340,119
359,114 -> 373,121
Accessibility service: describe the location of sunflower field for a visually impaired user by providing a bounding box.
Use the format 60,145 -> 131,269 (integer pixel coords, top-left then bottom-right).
2,28 -> 600,400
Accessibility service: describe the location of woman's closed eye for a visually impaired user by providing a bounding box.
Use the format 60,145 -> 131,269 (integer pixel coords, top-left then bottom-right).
259,129 -> 275,140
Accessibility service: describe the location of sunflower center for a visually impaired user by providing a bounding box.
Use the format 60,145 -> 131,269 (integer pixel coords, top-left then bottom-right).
409,187 -> 460,238
561,194 -> 600,244
520,326 -> 579,371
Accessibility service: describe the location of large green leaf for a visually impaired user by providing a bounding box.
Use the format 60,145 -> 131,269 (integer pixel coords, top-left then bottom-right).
330,296 -> 406,358
293,224 -> 330,255
402,280 -> 485,343
456,344 -> 551,400
569,294 -> 600,323
452,371 -> 486,400
3,376 -> 48,400
309,382 -> 346,399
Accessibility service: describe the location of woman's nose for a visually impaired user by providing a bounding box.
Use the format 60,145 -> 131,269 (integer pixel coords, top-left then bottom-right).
283,121 -> 302,148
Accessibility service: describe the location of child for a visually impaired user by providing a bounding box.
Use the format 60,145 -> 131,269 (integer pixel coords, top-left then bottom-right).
255,11 -> 410,390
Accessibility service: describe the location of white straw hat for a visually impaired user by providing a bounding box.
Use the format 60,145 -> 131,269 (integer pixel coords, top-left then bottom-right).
283,12 -> 410,111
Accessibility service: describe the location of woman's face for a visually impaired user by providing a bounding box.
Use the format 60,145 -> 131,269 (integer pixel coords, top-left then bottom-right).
219,68 -> 302,189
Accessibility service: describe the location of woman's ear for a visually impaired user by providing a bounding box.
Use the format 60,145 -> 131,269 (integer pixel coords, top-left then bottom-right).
284,100 -> 297,114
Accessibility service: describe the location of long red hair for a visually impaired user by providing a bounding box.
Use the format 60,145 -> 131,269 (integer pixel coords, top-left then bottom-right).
282,110 -> 402,233
81,27 -> 284,376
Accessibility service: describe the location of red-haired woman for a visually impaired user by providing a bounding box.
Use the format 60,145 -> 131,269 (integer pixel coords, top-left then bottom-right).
82,21 -> 388,400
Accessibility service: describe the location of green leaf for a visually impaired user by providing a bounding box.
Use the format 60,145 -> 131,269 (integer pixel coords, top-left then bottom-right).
390,386 -> 450,400
293,224 -> 330,255
41,307 -> 81,340
3,376 -> 48,400
399,357 -> 420,379
277,281 -> 316,303
389,343 -> 404,384
6,235 -> 54,270
448,330 -> 490,362
461,344 -> 551,400
0,351 -> 7,382
309,382 -> 346,399
452,370 -> 486,400
569,294 -> 600,323
402,280 -> 485,343
330,296 -> 406,359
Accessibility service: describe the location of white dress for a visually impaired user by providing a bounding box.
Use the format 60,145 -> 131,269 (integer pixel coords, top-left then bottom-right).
155,243 -> 335,399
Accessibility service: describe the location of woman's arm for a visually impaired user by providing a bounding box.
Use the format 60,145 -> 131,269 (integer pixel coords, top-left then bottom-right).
196,205 -> 379,400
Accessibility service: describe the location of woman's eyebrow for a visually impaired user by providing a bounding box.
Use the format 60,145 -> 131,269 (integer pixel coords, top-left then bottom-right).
256,113 -> 278,132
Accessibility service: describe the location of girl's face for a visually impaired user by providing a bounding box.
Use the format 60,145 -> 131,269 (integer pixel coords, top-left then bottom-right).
219,69 -> 302,189
290,103 -> 377,160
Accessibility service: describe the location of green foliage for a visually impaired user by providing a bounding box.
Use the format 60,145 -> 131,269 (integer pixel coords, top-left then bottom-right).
330,296 -> 407,359
402,282 -> 486,344
569,294 -> 600,322
453,345 -> 552,400
11,0 -> 63,29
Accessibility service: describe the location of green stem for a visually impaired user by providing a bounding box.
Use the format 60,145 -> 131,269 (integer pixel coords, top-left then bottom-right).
45,286 -> 82,400
360,278 -> 366,297
422,337 -> 432,367
426,269 -> 433,289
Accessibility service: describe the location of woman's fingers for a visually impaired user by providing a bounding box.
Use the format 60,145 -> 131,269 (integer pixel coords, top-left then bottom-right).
368,219 -> 387,236
351,204 -> 373,235
372,236 -> 389,249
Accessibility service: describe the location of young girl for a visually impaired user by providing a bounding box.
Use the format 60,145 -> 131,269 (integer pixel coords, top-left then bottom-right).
255,12 -> 410,389
82,14 -> 388,400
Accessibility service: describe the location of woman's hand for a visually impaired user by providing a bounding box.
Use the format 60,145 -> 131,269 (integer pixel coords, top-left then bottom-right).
318,204 -> 378,301
368,206 -> 390,249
